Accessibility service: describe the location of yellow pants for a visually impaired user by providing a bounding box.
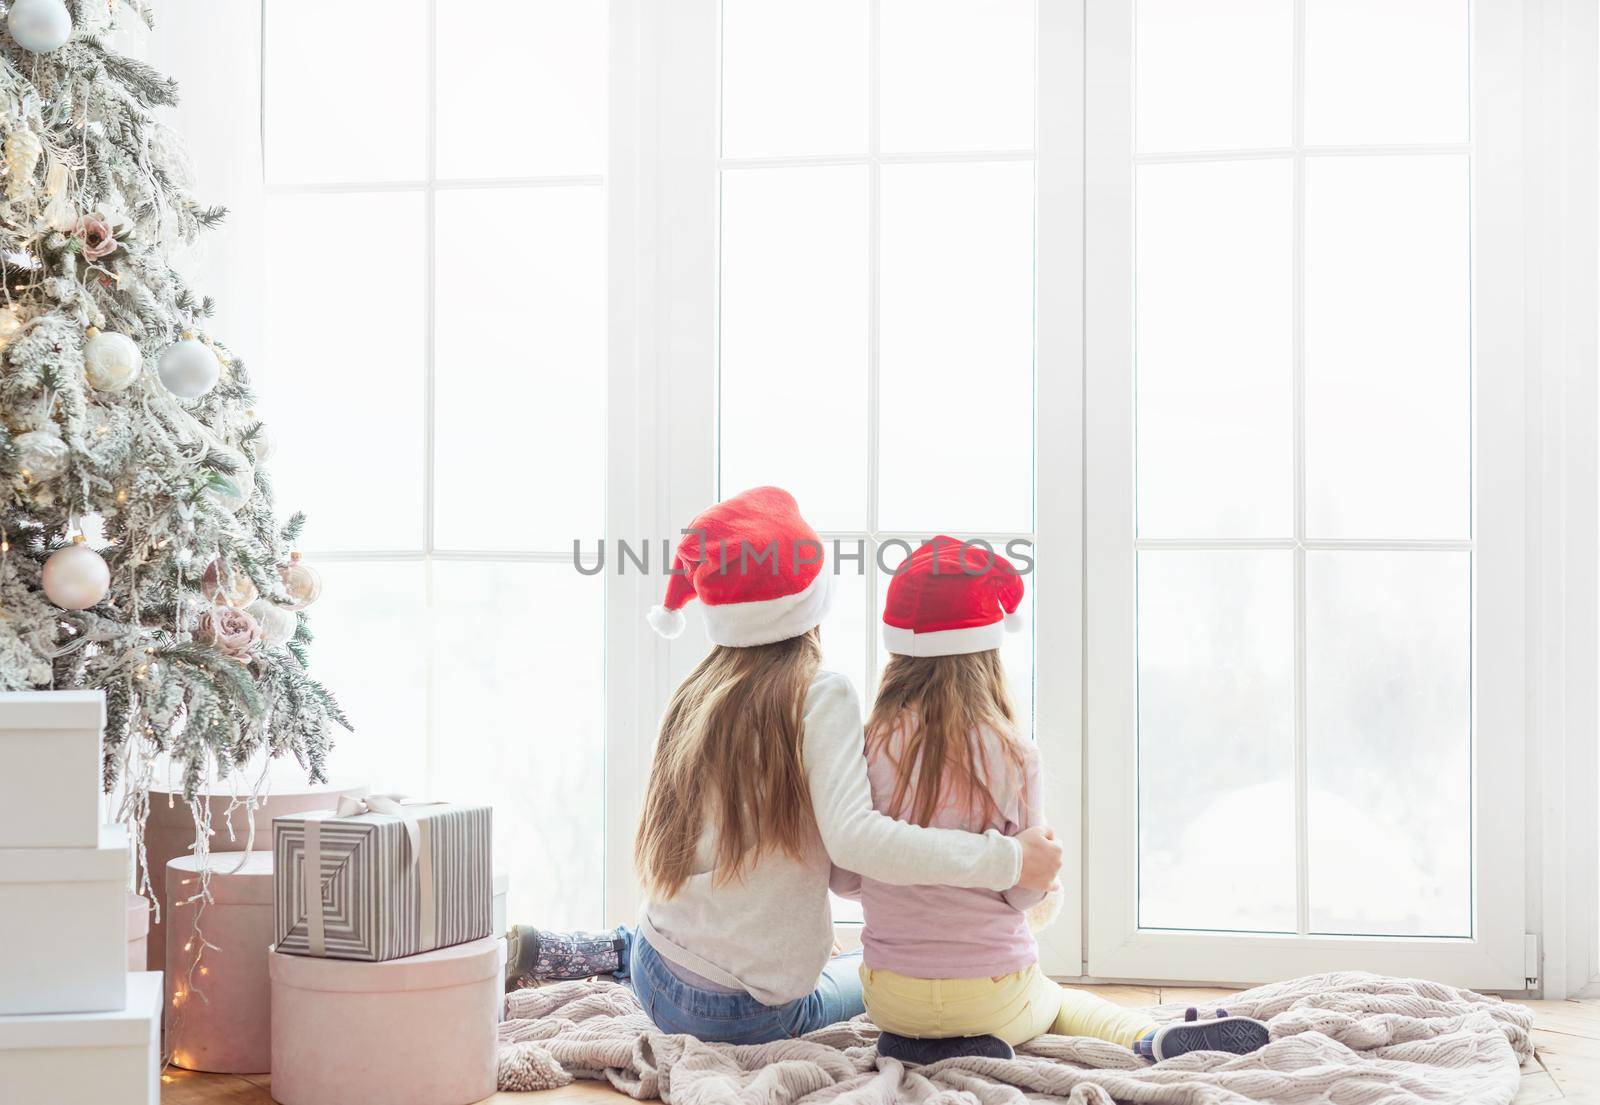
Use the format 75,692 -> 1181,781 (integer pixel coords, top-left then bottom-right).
861,965 -> 1158,1049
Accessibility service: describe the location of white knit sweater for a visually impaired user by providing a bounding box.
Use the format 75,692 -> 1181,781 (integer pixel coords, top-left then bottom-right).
637,670 -> 1023,1006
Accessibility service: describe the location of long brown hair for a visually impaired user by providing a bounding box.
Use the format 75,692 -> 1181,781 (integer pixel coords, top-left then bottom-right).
635,629 -> 822,899
865,650 -> 1025,827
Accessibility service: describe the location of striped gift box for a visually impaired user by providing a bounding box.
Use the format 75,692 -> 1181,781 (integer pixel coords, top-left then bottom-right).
272,798 -> 493,961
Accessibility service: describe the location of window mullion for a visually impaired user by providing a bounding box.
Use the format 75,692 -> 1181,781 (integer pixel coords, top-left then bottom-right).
862,0 -> 882,706
1290,0 -> 1310,942
866,0 -> 882,540
422,0 -> 439,805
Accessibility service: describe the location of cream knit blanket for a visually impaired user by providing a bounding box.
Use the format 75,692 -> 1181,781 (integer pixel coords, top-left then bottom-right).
496,971 -> 1534,1105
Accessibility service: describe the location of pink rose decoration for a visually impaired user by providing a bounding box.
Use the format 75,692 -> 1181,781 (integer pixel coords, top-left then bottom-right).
196,605 -> 260,659
75,215 -> 117,261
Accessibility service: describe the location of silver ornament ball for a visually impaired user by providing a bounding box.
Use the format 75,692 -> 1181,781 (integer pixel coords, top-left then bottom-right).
157,337 -> 220,400
13,428 -> 68,481
83,329 -> 141,392
7,0 -> 71,53
43,540 -> 110,610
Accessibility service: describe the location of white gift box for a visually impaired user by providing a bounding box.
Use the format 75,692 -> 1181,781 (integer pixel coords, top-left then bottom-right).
0,824 -> 129,1015
493,871 -> 509,936
0,691 -> 104,849
0,971 -> 161,1105
126,893 -> 150,971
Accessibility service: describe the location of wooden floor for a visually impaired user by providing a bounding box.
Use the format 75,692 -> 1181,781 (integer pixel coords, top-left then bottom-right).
162,984 -> 1598,1105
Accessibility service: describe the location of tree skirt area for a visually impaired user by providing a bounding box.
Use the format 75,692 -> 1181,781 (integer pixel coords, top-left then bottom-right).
496,971 -> 1533,1105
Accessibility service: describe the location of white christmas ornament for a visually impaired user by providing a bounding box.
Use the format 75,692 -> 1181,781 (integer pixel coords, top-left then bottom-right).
207,447 -> 254,513
41,156 -> 74,231
0,305 -> 22,351
13,428 -> 68,481
248,418 -> 276,463
156,334 -> 219,400
3,128 -> 41,200
245,598 -> 296,647
279,552 -> 321,609
83,328 -> 141,392
43,537 -> 109,610
7,0 -> 72,53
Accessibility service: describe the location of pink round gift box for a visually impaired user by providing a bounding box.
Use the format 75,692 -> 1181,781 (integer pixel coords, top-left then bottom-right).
165,850 -> 275,1074
141,774 -> 367,971
126,891 -> 149,970
270,936 -> 504,1105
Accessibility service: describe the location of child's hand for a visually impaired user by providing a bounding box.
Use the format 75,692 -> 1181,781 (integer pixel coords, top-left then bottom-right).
1016,825 -> 1063,891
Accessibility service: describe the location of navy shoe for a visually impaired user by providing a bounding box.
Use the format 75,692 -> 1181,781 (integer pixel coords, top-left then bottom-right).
876,1032 -> 1015,1065
1137,1007 -> 1269,1061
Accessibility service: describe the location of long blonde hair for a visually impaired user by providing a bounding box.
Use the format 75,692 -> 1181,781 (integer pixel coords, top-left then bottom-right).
865,650 -> 1025,828
635,629 -> 822,900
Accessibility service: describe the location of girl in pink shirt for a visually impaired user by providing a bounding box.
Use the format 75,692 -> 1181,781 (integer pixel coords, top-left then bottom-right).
832,537 -> 1271,1066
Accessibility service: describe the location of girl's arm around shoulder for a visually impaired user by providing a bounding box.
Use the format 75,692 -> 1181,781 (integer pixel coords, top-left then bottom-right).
1001,741 -> 1048,911
829,865 -> 863,901
801,671 -> 1021,892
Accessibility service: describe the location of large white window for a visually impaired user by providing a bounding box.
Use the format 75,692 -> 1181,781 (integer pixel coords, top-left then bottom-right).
1086,0 -> 1526,986
259,0 -> 610,931
249,0 -> 1544,988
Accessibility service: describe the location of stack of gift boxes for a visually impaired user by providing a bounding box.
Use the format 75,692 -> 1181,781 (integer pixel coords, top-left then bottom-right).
0,691 -> 161,1105
268,794 -> 504,1105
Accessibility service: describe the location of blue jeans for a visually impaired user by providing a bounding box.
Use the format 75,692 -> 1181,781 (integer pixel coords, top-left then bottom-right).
615,925 -> 865,1044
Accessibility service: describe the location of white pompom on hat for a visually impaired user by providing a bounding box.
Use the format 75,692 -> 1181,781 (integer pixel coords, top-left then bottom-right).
648,486 -> 833,648
881,536 -> 1025,657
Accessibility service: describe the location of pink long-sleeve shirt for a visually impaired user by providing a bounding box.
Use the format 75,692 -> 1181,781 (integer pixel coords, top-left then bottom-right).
831,715 -> 1046,978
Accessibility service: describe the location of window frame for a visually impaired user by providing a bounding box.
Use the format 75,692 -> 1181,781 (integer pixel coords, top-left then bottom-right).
1536,0 -> 1600,1001
1083,0 -> 1529,988
225,0 -> 1585,990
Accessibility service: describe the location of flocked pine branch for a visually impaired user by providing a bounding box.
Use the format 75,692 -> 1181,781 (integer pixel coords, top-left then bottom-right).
0,0 -> 347,840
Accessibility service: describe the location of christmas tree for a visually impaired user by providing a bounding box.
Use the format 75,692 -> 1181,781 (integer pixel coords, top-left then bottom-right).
0,1 -> 345,872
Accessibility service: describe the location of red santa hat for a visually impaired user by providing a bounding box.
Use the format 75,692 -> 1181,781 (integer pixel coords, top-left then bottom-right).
647,486 -> 834,648
881,536 -> 1025,657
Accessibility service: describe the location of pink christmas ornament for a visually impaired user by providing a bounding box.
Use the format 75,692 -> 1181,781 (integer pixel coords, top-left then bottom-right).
279,551 -> 321,610
201,558 -> 258,607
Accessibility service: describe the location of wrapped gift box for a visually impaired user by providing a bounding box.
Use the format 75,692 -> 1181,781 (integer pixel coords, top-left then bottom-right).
140,774 -> 367,972
0,971 -> 162,1105
270,936 -> 502,1105
165,851 -> 274,1073
125,893 -> 149,971
492,871 -> 508,937
0,691 -> 104,848
0,824 -> 129,1015
273,797 -> 492,962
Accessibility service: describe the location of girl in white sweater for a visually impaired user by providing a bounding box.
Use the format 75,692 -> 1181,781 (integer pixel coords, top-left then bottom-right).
506,487 -> 1063,1042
